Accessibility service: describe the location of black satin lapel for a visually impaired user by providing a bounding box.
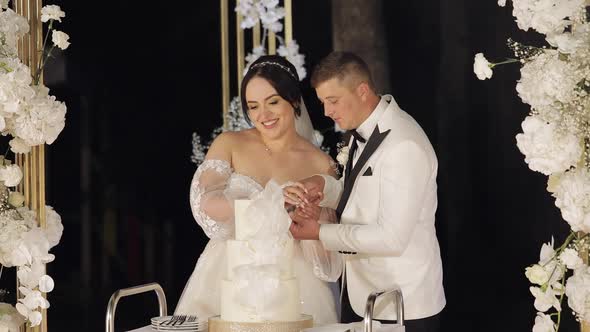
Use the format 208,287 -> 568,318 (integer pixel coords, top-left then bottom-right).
349,126 -> 391,182
335,126 -> 391,219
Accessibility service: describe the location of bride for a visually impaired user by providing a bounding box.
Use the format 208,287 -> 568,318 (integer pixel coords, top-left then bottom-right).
175,55 -> 341,325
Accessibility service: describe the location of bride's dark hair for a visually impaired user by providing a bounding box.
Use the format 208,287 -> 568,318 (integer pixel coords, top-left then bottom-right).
240,55 -> 302,124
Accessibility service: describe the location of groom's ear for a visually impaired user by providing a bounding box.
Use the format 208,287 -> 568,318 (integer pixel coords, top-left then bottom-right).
356,82 -> 371,101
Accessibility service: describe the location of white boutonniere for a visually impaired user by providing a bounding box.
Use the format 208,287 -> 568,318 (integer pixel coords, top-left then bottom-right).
336,144 -> 350,167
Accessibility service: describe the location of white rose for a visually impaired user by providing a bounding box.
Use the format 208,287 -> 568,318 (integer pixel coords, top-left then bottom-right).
473,53 -> 493,80
532,313 -> 555,332
40,5 -> 65,22
526,264 -> 550,285
559,248 -> 583,270
8,191 -> 25,207
9,138 -> 31,154
51,30 -> 70,50
497,0 -> 506,7
0,164 -> 23,187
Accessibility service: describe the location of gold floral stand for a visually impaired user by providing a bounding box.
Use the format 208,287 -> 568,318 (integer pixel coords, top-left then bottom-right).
208,314 -> 313,332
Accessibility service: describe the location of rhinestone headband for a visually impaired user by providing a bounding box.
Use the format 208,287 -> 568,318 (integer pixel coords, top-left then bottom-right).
250,61 -> 297,80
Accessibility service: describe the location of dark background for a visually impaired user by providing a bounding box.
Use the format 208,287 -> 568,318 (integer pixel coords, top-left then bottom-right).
0,1 -> 578,331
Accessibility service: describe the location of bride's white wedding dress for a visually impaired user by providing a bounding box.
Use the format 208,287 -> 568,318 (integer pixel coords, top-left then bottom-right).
175,159 -> 341,325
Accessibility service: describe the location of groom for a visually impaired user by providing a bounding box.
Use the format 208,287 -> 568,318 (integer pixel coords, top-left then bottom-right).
288,52 -> 445,332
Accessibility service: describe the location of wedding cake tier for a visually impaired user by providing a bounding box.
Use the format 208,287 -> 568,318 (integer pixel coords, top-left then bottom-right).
210,196 -> 313,331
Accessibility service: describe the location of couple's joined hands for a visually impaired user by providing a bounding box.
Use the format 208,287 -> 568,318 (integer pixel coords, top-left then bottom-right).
283,175 -> 325,240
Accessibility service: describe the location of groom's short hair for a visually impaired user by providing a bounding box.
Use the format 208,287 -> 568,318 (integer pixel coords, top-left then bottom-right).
311,51 -> 375,91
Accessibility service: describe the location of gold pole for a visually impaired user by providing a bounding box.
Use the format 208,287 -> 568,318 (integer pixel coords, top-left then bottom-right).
220,0 -> 229,129
284,0 -> 293,44
253,22 -> 261,48
268,31 -> 276,55
14,0 -> 47,331
236,0 -> 245,89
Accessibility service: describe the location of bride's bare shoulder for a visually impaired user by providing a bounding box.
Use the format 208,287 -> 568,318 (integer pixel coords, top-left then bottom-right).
207,129 -> 257,160
301,141 -> 337,177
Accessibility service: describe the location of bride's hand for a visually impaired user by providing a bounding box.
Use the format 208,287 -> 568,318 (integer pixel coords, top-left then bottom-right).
283,175 -> 325,206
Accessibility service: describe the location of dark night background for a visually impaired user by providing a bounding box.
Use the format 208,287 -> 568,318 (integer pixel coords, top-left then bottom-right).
0,1 -> 579,331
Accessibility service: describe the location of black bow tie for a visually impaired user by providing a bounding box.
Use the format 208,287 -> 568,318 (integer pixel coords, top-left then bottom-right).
350,130 -> 366,143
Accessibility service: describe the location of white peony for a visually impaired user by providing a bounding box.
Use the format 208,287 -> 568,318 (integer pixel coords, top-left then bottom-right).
8,137 -> 31,154
473,53 -> 493,80
0,164 -> 23,187
565,266 -> 590,321
516,52 -> 580,110
515,115 -> 582,175
530,286 -> 562,312
277,40 -> 306,80
511,0 -> 585,35
40,5 -> 65,23
532,313 -> 556,332
559,248 -> 583,270
51,30 -> 70,50
547,168 -> 590,232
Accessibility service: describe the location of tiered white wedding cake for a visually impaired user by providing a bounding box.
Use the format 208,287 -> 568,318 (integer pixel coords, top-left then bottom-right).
209,182 -> 313,332
220,199 -> 301,322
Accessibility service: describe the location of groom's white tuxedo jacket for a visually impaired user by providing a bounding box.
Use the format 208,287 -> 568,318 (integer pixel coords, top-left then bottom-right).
319,95 -> 445,320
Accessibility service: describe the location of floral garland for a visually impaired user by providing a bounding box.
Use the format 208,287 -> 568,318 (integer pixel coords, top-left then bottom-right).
474,0 -> 590,330
0,1 -> 67,329
191,0 -> 330,166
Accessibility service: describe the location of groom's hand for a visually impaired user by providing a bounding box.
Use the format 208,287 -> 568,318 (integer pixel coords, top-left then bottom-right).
289,198 -> 321,240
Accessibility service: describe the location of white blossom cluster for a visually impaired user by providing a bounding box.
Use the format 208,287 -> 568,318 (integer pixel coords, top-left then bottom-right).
474,0 -> 590,330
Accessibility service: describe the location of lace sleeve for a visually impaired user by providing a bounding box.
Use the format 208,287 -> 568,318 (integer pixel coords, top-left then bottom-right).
299,207 -> 343,282
189,159 -> 250,240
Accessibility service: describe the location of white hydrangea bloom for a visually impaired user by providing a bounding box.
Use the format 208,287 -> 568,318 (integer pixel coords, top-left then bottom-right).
515,115 -> 583,175
565,266 -> 590,321
0,8 -> 30,57
9,137 -> 31,154
0,57 -> 35,118
8,85 -> 67,146
559,248 -> 583,269
516,52 -> 580,110
511,0 -> 585,35
0,164 -> 23,187
547,168 -> 590,232
546,23 -> 590,54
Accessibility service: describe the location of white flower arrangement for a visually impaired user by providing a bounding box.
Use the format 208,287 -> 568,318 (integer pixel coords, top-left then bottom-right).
475,0 -> 590,330
0,1 -> 67,328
